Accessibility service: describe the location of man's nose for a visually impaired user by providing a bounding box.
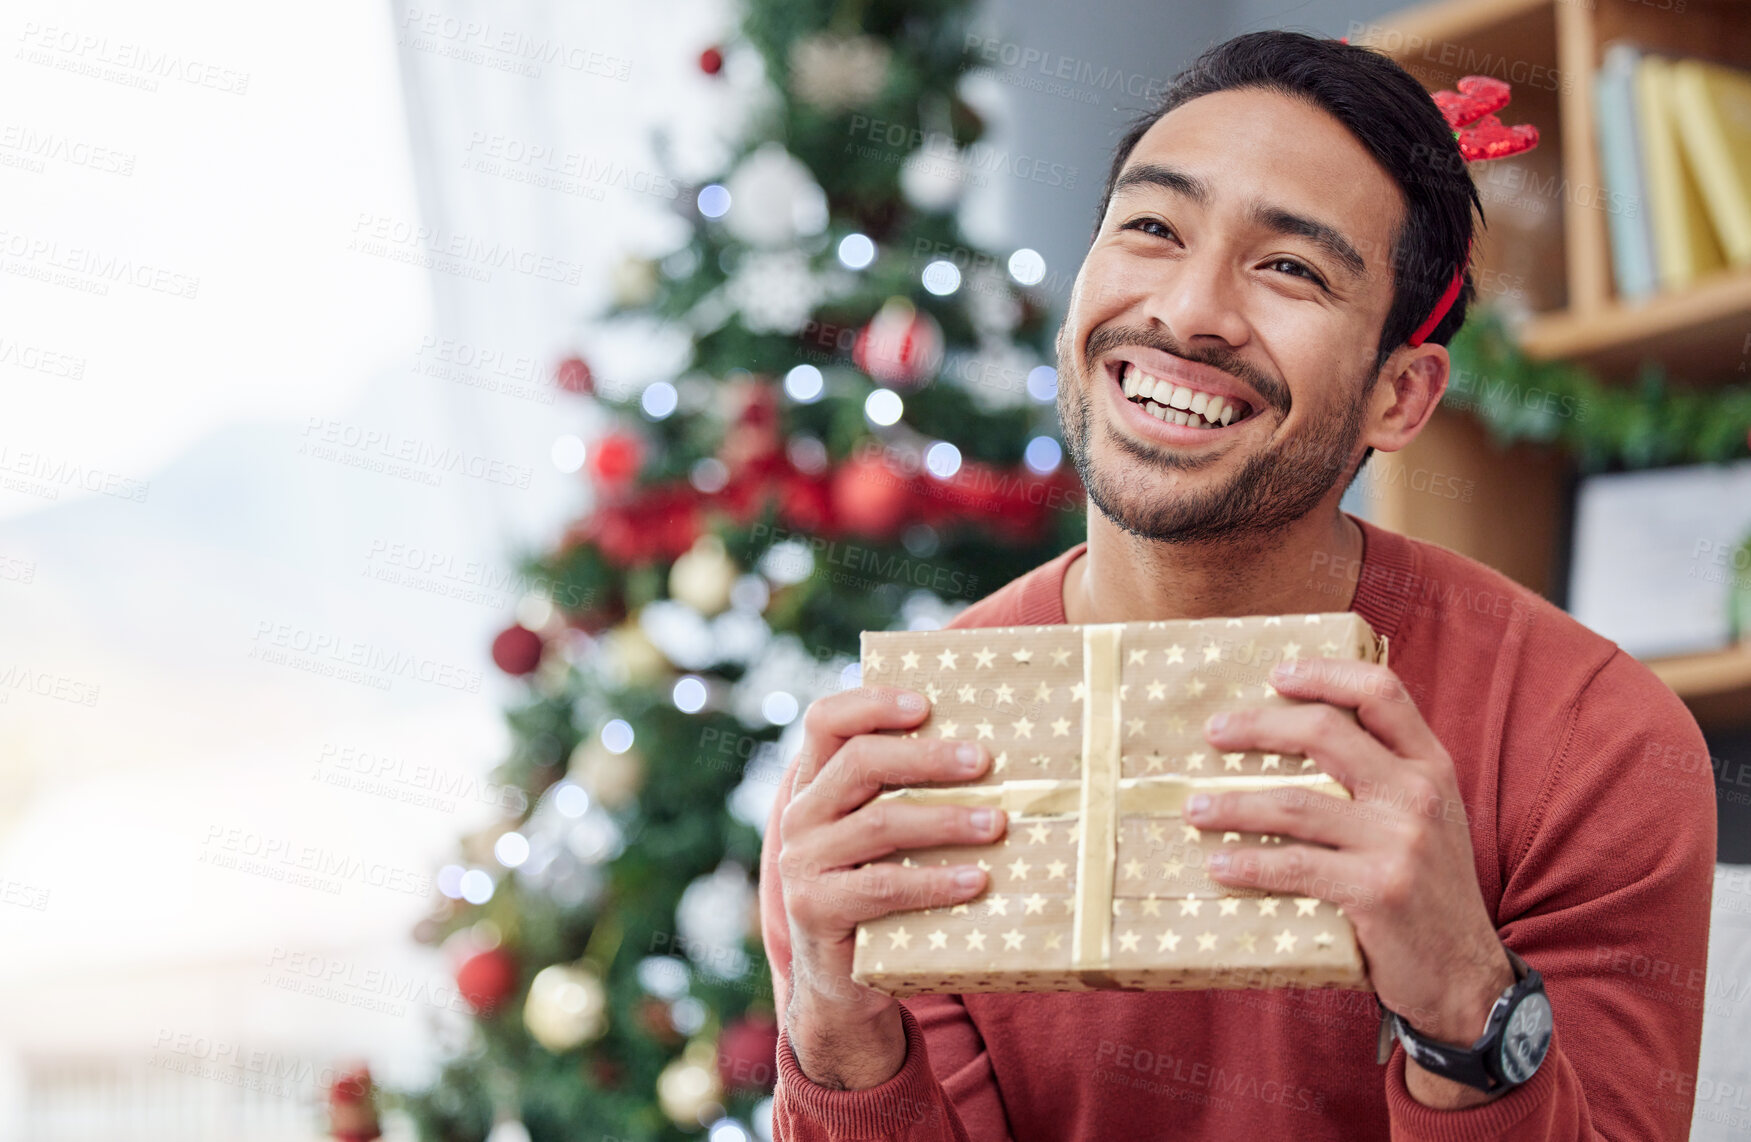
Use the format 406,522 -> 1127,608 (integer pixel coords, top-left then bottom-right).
1139,252 -> 1251,349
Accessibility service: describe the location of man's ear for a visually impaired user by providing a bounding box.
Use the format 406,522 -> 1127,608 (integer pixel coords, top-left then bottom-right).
1363,342 -> 1450,454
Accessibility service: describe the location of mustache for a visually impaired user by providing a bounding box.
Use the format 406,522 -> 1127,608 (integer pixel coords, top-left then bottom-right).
1083,325 -> 1289,414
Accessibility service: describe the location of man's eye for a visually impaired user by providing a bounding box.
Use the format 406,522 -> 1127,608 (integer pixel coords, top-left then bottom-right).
1266,258 -> 1324,285
1122,218 -> 1175,240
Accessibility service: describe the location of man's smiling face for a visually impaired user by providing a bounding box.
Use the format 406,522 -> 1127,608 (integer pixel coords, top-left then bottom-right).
1058,86 -> 1409,544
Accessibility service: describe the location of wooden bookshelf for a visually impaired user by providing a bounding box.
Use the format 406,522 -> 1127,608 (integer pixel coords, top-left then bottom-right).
1356,0 -> 1751,728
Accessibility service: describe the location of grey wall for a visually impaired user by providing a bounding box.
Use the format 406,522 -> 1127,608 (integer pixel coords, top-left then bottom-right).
977,0 -> 1412,312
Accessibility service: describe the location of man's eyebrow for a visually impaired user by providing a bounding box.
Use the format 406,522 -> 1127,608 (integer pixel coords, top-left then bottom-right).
1247,203 -> 1367,278
1110,162 -> 1210,206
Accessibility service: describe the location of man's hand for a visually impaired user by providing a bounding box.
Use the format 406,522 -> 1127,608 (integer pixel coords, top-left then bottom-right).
1185,657 -> 1515,1110
777,685 -> 1007,1091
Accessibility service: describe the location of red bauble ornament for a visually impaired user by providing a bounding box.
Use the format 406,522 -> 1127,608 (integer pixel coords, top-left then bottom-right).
698,46 -> 724,75
491,624 -> 545,675
853,298 -> 943,388
717,1014 -> 779,1092
588,432 -> 644,488
456,948 -> 519,1015
327,1063 -> 381,1142
555,356 -> 594,396
831,455 -> 913,538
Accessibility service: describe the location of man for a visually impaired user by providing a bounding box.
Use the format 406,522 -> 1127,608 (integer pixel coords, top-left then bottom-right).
759,31 -> 1715,1141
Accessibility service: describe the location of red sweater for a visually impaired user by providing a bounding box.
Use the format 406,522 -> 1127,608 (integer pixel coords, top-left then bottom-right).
760,516 -> 1716,1141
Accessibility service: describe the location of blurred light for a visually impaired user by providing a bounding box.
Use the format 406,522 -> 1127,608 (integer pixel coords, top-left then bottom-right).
840,662 -> 862,689
690,457 -> 729,493
1025,435 -> 1063,473
760,540 -> 814,585
697,184 -> 731,218
1008,248 -> 1047,285
551,434 -> 587,473
784,363 -> 824,402
641,380 -> 679,419
924,441 -> 962,480
460,868 -> 495,905
837,233 -> 876,269
673,675 -> 708,713
709,1120 -> 752,1142
729,574 -> 769,613
1027,365 -> 1058,402
437,864 -> 466,899
601,719 -> 635,754
494,832 -> 530,869
763,691 -> 799,725
554,783 -> 591,818
638,955 -> 690,999
753,1098 -> 774,1142
786,434 -> 828,473
865,388 -> 903,426
672,996 -> 709,1035
922,259 -> 961,296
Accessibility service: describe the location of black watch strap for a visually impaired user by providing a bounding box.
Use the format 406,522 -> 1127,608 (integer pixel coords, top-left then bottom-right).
1380,948 -> 1546,1093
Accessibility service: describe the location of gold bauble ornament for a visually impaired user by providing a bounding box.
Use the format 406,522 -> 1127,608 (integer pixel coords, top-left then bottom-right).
668,535 -> 738,616
567,738 -> 646,810
523,962 -> 608,1052
656,1039 -> 724,1127
606,618 -> 668,687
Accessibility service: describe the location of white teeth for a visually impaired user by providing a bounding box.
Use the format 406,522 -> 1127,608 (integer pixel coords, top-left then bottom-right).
1118,362 -> 1251,428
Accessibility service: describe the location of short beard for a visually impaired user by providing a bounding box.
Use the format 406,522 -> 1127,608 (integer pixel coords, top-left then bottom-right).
1058,324 -> 1369,545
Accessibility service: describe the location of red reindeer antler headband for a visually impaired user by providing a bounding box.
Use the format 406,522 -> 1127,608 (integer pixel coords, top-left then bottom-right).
1406,76 -> 1540,346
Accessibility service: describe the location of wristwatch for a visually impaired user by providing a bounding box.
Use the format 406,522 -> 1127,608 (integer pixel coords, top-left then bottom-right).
1387,947 -> 1552,1092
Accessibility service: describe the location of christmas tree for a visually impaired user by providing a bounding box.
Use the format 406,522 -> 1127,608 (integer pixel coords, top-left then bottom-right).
391,2 -> 1083,1139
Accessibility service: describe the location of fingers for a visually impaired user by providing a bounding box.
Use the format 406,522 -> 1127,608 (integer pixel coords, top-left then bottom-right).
783,728 -> 988,834
1269,659 -> 1444,763
790,686 -> 931,791
1205,701 -> 1397,791
1183,784 -> 1364,849
798,798 -> 1007,871
1204,841 -> 1375,913
783,857 -> 990,929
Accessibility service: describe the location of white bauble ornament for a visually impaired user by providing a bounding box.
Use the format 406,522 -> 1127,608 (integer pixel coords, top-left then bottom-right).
900,147 -> 969,213
723,143 -> 828,249
523,962 -> 608,1052
669,535 -> 738,616
728,250 -> 821,335
677,863 -> 756,979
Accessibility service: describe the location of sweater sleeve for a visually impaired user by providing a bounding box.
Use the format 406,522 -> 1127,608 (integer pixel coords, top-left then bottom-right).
1383,649 -> 1716,1141
760,752 -> 1013,1142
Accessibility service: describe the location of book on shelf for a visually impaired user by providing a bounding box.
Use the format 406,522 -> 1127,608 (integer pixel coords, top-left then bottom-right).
1636,54 -> 1727,291
1670,58 -> 1751,269
1594,43 -> 1659,301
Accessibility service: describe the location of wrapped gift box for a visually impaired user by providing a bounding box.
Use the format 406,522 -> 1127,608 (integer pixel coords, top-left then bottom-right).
850,613 -> 1385,996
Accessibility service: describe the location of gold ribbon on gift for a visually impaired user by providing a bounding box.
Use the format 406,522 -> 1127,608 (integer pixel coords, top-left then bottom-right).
876,622 -> 1351,979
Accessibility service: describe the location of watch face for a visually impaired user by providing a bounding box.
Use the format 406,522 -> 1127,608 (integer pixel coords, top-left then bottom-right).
1497,992 -> 1553,1085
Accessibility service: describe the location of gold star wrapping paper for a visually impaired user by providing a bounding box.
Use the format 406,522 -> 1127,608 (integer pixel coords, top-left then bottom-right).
851,613 -> 1385,996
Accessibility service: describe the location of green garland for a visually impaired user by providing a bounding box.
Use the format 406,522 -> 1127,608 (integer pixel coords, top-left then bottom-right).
1445,311 -> 1751,471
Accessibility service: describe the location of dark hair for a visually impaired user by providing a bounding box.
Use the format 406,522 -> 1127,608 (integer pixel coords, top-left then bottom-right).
1095,31 -> 1484,373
